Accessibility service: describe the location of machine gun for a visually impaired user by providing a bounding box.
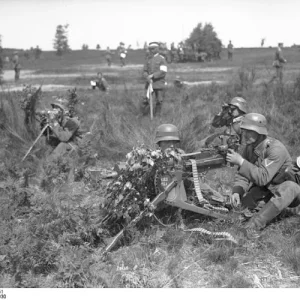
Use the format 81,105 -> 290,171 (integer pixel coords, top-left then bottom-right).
103,138 -> 240,253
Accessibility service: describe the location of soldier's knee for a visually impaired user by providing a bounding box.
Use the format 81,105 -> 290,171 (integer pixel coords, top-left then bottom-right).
271,181 -> 300,210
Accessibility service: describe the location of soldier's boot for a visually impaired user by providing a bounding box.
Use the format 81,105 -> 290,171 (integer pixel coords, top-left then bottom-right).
243,201 -> 281,239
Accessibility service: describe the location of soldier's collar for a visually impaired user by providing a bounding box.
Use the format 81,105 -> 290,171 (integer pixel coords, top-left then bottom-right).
254,136 -> 271,157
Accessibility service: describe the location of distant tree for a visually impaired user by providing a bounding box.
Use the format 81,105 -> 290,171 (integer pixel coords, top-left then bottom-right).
186,23 -> 222,60
144,42 -> 148,49
82,44 -> 89,50
96,44 -> 101,50
53,24 -> 71,56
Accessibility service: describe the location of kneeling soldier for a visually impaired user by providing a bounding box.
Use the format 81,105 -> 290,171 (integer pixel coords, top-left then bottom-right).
226,113 -> 300,236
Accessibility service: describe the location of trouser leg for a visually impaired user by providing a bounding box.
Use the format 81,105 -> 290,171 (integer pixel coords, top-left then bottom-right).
247,181 -> 300,230
241,185 -> 273,209
15,69 -> 20,81
278,67 -> 283,83
49,142 -> 72,160
154,89 -> 163,116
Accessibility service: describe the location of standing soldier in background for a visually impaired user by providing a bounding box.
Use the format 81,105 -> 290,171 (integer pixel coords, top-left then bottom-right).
227,40 -> 234,61
142,42 -> 168,116
12,51 -> 21,82
118,42 -> 127,67
269,43 -> 287,84
105,47 -> 113,67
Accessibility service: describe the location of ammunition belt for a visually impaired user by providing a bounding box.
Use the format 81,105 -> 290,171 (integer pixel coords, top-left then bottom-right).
203,203 -> 229,213
190,159 -> 208,204
184,227 -> 238,244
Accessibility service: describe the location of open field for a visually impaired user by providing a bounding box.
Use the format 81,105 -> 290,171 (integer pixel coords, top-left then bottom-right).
0,47 -> 300,288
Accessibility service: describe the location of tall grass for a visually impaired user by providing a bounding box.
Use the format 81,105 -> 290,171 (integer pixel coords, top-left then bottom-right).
1,67 -> 300,287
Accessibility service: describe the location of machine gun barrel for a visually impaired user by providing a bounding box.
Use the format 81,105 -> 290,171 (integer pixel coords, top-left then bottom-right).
180,148 -> 227,172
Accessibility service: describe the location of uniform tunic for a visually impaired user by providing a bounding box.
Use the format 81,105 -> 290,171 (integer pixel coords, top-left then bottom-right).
232,136 -> 300,211
143,53 -> 167,90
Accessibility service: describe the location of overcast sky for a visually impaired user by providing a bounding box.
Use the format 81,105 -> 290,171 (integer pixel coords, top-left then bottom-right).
0,0 -> 299,50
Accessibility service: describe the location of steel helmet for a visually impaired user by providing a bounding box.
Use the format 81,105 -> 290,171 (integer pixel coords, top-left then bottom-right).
240,113 -> 268,135
51,102 -> 67,112
155,124 -> 180,144
229,97 -> 247,114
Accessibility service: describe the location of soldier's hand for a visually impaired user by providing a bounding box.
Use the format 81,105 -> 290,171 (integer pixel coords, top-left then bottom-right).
147,75 -> 153,83
230,193 -> 241,208
226,149 -> 244,166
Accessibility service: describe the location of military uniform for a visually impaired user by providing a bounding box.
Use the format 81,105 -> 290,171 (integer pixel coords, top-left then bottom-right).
48,116 -> 81,159
198,97 -> 247,149
95,77 -> 109,92
44,102 -> 82,160
118,45 -> 126,67
270,45 -> 286,83
12,53 -> 21,81
143,52 -> 167,115
227,42 -> 233,61
105,49 -> 113,66
232,136 -> 300,211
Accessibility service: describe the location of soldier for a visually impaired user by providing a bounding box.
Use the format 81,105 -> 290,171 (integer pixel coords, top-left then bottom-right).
43,102 -> 82,160
12,51 -> 21,81
105,47 -> 113,67
91,72 -> 109,93
155,124 -> 184,153
227,40 -> 233,61
155,124 -> 226,202
118,42 -> 127,67
269,43 -> 287,84
197,97 -> 247,148
142,42 -> 168,116
226,113 -> 300,236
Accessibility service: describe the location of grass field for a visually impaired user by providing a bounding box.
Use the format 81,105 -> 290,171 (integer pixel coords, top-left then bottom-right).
0,47 -> 300,288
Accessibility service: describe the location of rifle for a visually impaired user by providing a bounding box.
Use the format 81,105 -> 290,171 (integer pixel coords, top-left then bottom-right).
21,124 -> 50,162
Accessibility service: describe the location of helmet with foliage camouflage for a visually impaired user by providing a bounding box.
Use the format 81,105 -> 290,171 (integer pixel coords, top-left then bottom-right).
240,113 -> 268,135
229,97 -> 247,114
155,124 -> 180,144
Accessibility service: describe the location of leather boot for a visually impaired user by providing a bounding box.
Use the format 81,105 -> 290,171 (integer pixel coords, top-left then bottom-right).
243,201 -> 281,239
246,201 -> 281,230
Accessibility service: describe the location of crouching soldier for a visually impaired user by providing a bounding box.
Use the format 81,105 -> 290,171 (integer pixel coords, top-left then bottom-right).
198,97 -> 247,148
226,113 -> 300,237
91,72 -> 109,93
44,102 -> 81,160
